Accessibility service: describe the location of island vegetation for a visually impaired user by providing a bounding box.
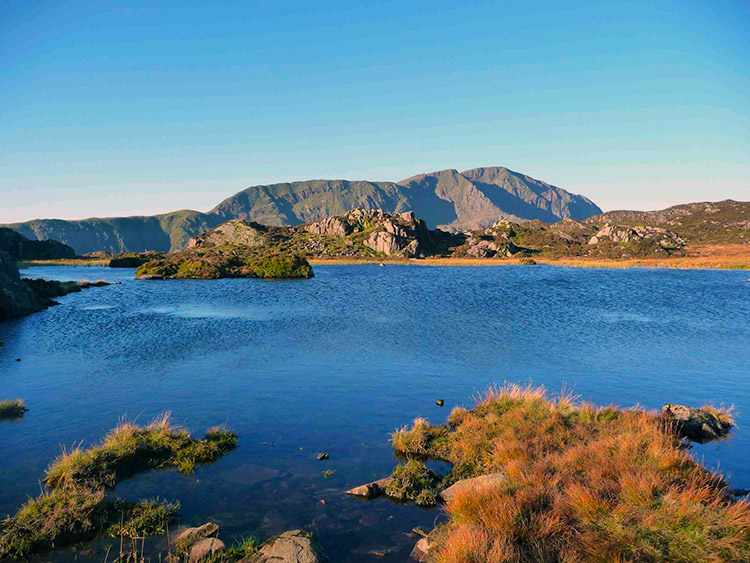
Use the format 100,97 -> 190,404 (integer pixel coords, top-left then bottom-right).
384,384 -> 748,562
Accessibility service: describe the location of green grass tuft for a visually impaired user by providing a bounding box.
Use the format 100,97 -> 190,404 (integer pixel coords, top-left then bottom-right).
0,399 -> 28,420
44,413 -> 238,490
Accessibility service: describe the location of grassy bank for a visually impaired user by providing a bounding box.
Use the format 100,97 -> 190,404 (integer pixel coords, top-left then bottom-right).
392,384 -> 749,562
0,413 -> 237,559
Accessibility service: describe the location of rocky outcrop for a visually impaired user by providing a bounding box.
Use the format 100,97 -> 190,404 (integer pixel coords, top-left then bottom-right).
410,537 -> 435,562
188,220 -> 267,249
661,404 -> 733,443
345,477 -> 394,500
255,530 -> 322,563
588,224 -> 685,249
0,251 -> 40,321
439,473 -> 506,504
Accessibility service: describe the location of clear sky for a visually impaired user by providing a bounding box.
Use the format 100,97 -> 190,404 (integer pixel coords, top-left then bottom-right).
1,0 -> 748,222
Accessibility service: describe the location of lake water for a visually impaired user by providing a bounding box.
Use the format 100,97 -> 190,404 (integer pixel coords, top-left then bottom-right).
1,264 -> 749,561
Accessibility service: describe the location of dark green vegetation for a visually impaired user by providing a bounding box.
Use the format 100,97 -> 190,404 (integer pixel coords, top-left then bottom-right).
0,227 -> 75,260
0,414 -> 237,559
390,385 -> 750,562
3,166 -> 602,253
135,247 -> 314,280
385,460 -> 441,507
0,399 -> 27,420
0,489 -> 178,560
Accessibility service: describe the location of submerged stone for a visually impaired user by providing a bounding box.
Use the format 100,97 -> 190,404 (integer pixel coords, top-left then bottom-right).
661,404 -> 733,443
345,477 -> 393,500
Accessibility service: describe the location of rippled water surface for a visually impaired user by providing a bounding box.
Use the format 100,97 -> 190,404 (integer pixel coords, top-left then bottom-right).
1,264 -> 749,561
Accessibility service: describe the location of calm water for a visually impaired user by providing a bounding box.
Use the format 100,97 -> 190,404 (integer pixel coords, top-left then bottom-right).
1,264 -> 749,561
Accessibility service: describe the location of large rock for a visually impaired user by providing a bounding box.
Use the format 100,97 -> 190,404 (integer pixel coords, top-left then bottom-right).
0,251 -> 40,321
174,522 -> 220,547
189,538 -> 225,562
661,404 -> 733,443
345,477 -> 393,500
410,537 -> 434,562
588,224 -> 685,249
188,219 -> 267,248
439,473 -> 505,504
256,530 -> 321,563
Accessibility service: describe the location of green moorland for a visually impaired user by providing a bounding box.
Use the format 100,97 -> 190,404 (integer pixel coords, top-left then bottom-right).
389,384 -> 748,562
135,247 -> 314,280
0,414 -> 237,559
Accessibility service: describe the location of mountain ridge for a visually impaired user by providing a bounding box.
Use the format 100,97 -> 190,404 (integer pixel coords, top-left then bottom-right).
3,166 -> 602,254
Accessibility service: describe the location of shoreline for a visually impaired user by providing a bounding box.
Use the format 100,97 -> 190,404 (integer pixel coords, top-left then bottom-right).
16,245 -> 750,271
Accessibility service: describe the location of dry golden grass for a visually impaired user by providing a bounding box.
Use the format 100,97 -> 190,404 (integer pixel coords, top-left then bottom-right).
392,384 -> 750,562
311,244 -> 750,269
16,258 -> 110,267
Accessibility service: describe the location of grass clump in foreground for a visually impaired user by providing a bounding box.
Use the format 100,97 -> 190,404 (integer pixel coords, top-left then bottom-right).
0,414 -> 237,560
0,488 -> 178,560
0,399 -> 28,420
392,384 -> 750,562
385,459 -> 441,507
44,413 -> 238,489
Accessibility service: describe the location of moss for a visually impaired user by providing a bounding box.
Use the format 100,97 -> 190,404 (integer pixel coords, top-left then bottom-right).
0,399 -> 28,420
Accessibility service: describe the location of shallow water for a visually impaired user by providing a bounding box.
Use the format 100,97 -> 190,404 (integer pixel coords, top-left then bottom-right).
1,264 -> 749,561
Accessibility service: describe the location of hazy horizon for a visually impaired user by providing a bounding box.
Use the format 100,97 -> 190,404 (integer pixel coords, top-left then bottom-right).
2,1 -> 749,223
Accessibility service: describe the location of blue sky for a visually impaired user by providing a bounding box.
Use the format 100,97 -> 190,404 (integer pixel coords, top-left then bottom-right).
1,0 -> 748,222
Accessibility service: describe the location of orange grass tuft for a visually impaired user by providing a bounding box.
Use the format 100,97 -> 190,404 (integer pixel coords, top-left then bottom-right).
392,384 -> 750,562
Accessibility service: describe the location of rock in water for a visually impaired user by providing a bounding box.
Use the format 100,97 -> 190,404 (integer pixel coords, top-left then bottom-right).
435,399 -> 444,406
661,404 -> 733,443
345,477 -> 394,500
257,530 -> 321,563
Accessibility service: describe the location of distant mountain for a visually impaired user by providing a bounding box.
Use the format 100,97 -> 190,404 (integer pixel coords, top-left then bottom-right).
3,166 -> 601,254
587,200 -> 750,245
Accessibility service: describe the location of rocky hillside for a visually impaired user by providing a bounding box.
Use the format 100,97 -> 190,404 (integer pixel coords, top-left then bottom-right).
0,228 -> 75,260
587,200 -> 750,245
167,208 -> 689,262
3,166 -> 600,254
188,209 -> 462,259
